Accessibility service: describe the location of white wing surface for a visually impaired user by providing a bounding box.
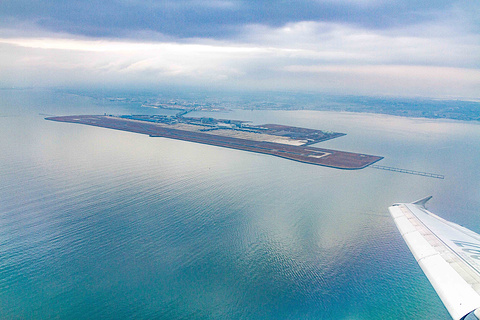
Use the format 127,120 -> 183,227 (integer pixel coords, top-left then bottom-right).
389,197 -> 480,320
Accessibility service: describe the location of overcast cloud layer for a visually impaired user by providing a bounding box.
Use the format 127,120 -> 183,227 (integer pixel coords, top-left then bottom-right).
1,0 -> 479,97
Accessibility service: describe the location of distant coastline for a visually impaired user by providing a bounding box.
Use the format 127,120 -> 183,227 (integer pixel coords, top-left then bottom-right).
2,87 -> 479,122
65,88 -> 480,122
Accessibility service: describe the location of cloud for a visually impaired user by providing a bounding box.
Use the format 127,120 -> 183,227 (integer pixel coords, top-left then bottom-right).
0,38 -> 267,88
0,1 -> 478,98
283,65 -> 480,97
239,21 -> 480,69
0,0 -> 463,39
1,23 -> 478,98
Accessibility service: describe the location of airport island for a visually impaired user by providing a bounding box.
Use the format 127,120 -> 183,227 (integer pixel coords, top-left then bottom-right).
46,114 -> 383,170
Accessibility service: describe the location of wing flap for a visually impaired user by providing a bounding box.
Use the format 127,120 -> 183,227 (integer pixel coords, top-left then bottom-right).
403,231 -> 438,261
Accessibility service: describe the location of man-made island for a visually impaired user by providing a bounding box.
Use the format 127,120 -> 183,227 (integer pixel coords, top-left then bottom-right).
46,115 -> 383,170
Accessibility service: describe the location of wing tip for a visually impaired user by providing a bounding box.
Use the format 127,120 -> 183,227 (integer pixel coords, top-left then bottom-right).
412,196 -> 433,208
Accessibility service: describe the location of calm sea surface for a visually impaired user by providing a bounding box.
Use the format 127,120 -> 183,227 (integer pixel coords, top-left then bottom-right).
1,89 -> 480,319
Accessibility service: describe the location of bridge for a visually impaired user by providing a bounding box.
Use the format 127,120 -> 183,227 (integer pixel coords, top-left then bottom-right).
370,165 -> 445,179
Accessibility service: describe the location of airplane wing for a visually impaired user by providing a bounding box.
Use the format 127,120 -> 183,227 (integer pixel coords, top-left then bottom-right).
389,196 -> 480,320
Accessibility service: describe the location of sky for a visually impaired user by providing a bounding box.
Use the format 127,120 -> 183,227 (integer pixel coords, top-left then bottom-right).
0,0 -> 479,98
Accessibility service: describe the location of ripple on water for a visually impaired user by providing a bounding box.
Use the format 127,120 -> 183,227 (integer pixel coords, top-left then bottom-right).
0,111 -> 462,319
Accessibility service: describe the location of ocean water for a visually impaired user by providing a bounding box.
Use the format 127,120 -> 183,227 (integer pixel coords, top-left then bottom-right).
1,89 -> 480,319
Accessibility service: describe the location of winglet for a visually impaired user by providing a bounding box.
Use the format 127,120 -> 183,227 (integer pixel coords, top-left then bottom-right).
412,196 -> 433,208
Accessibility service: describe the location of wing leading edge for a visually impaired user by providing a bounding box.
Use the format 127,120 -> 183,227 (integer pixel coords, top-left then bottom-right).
389,197 -> 480,320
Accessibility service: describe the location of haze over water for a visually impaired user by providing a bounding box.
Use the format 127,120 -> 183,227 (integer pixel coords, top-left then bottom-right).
1,89 -> 480,319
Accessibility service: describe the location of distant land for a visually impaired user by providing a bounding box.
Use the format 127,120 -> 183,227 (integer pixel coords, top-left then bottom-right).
54,89 -> 480,121
2,87 -> 478,121
46,115 -> 383,170
66,88 -> 480,122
